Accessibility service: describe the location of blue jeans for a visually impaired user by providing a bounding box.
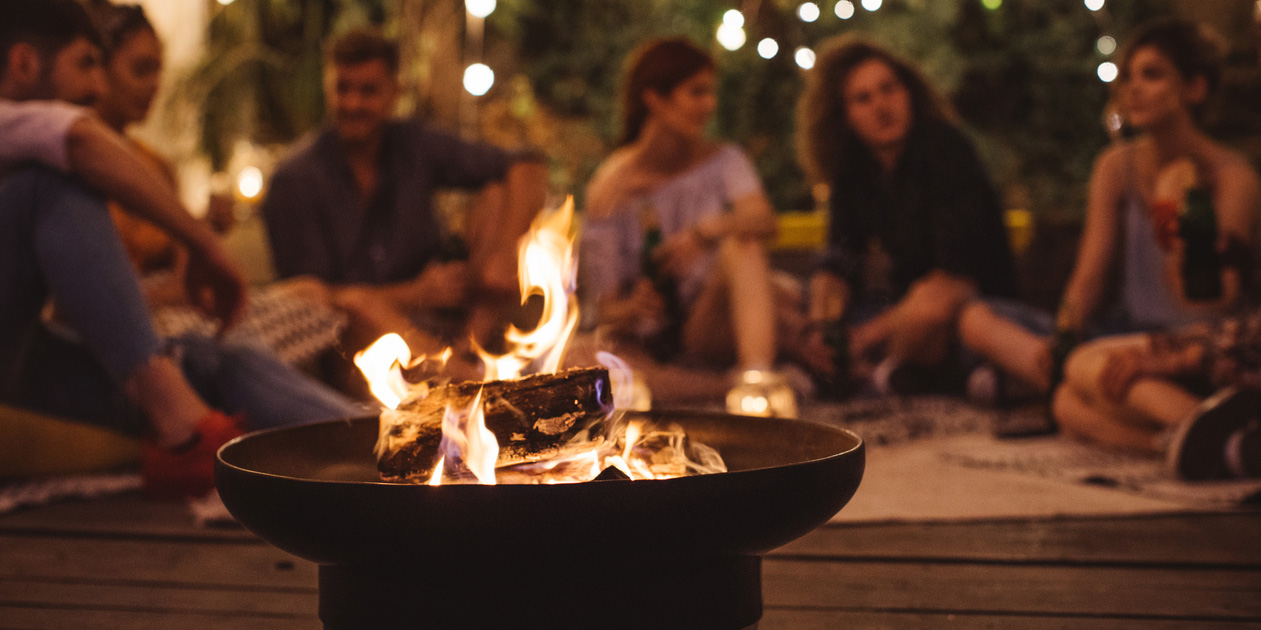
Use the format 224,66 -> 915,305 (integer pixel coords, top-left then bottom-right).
0,166 -> 364,436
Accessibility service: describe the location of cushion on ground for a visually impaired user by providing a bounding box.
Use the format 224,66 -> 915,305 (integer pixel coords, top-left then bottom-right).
0,404 -> 139,478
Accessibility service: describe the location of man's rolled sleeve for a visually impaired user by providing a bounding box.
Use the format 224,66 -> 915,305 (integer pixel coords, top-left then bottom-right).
0,99 -> 88,174
427,127 -> 541,189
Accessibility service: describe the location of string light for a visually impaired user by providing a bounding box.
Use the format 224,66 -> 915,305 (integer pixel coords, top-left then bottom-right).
758,38 -> 779,59
236,166 -> 263,200
1097,61 -> 1118,82
1096,35 -> 1117,55
465,0 -> 495,18
795,47 -> 816,69
464,63 -> 494,95
717,22 -> 747,51
723,9 -> 745,28
861,0 -> 882,11
982,0 -> 1002,9
798,2 -> 820,22
216,0 -> 233,5
835,0 -> 855,19
1084,0 -> 1104,11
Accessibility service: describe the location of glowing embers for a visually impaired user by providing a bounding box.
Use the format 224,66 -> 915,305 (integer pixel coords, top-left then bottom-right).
496,418 -> 727,484
356,197 -> 726,485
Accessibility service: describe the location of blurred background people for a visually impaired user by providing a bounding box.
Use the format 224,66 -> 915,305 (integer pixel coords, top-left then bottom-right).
261,27 -> 547,385
581,37 -> 798,415
1,0 -> 361,498
795,36 -> 1018,397
961,18 -> 1260,405
1054,310 -> 1261,480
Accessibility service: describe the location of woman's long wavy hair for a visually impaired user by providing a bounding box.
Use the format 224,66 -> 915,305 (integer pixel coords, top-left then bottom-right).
617,37 -> 715,147
796,36 -> 956,183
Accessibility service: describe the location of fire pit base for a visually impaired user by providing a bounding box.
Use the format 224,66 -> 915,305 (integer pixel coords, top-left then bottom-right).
318,554 -> 762,630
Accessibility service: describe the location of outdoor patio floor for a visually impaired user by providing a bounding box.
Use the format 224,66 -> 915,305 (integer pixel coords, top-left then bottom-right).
0,492 -> 1258,629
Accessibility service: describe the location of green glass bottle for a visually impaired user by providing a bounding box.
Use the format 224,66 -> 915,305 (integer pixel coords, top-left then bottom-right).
639,208 -> 682,362
1178,187 -> 1222,300
817,319 -> 852,399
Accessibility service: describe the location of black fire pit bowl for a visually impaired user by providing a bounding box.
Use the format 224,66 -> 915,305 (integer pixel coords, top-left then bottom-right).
216,411 -> 863,630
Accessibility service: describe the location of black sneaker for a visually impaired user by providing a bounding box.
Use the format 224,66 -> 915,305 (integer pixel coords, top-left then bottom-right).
1167,387 -> 1261,481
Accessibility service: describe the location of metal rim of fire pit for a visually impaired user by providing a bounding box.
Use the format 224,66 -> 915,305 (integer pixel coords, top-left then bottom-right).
216,411 -> 864,629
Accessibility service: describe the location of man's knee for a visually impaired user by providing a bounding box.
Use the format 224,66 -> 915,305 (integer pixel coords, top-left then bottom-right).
0,165 -> 105,220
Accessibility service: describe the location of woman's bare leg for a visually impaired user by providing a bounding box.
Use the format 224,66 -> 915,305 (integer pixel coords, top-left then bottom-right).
681,238 -> 776,371
1052,385 -> 1167,454
884,273 -> 971,367
959,301 -> 1053,391
1054,335 -> 1202,454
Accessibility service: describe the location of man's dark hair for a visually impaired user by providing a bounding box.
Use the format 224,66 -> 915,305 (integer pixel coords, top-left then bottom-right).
0,0 -> 104,80
327,27 -> 399,76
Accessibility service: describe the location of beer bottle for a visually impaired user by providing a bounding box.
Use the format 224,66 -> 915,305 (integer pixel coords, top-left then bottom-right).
639,207 -> 682,361
1178,187 -> 1222,300
816,319 -> 852,399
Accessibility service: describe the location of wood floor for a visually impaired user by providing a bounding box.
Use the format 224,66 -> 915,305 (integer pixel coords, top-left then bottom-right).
0,494 -> 1257,629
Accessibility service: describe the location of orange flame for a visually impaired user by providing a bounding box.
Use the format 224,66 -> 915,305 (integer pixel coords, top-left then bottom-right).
352,333 -> 414,409
478,196 -> 579,380
433,388 -> 498,485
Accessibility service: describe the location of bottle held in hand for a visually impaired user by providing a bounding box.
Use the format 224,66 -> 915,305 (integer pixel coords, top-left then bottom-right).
639,207 -> 683,361
815,319 -> 853,400
1178,187 -> 1222,300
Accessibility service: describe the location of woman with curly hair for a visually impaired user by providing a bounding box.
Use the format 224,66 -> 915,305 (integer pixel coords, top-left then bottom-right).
796,36 -> 1017,394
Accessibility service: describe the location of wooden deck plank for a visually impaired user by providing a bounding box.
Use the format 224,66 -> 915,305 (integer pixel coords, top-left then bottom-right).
0,605 -> 317,630
0,536 -> 317,589
761,608 -> 1261,629
0,494 -> 251,542
762,559 -> 1261,620
5,495 -> 1258,566
0,578 -> 317,616
774,514 -> 1261,567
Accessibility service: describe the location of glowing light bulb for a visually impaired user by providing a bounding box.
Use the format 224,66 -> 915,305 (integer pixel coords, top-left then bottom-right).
862,0 -> 882,10
798,2 -> 820,22
465,0 -> 496,18
723,9 -> 745,28
463,63 -> 494,96
1097,61 -> 1118,83
795,47 -> 816,70
835,0 -> 855,18
757,38 -> 779,59
1096,35 -> 1117,55
982,0 -> 1002,9
1084,0 -> 1104,11
237,166 -> 263,200
716,23 -> 746,51
217,0 -> 233,5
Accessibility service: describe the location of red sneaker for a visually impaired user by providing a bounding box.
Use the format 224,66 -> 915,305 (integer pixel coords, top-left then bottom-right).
142,411 -> 244,499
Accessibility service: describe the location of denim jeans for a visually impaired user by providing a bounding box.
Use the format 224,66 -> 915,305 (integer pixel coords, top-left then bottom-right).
0,166 -> 365,436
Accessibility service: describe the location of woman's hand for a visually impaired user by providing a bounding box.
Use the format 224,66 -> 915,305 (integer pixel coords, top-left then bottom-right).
808,271 -> 848,323
599,278 -> 666,335
654,229 -> 709,278
183,238 -> 247,335
414,261 -> 470,309
1098,347 -> 1146,402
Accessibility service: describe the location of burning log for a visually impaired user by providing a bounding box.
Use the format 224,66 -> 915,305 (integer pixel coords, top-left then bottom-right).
376,366 -> 612,482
